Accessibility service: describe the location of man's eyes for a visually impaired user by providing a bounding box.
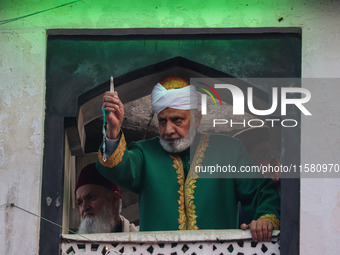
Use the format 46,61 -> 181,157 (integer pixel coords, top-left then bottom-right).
158,118 -> 183,125
87,194 -> 96,201
158,119 -> 166,124
173,118 -> 182,124
77,194 -> 96,206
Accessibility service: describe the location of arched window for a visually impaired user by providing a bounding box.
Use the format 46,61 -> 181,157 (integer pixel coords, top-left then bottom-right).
41,28 -> 301,254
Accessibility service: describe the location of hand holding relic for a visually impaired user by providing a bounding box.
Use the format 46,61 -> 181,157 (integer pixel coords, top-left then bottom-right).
102,91 -> 124,140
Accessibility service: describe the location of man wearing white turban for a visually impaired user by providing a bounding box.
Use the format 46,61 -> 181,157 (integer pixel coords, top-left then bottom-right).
97,76 -> 280,242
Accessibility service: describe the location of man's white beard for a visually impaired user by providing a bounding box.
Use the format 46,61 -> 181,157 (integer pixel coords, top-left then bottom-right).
160,126 -> 197,153
77,204 -> 116,234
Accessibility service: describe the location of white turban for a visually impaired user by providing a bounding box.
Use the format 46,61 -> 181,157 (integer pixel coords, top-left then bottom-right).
151,83 -> 199,114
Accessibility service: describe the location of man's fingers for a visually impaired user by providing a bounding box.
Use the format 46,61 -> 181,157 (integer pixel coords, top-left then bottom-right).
101,91 -> 125,139
266,222 -> 273,242
103,92 -> 123,108
261,223 -> 268,242
102,92 -> 124,121
104,104 -> 122,114
255,221 -> 264,242
103,100 -> 121,110
103,91 -> 116,102
115,93 -> 124,110
249,221 -> 258,242
249,220 -> 274,242
260,220 -> 273,242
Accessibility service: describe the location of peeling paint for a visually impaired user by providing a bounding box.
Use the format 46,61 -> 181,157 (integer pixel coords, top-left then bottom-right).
0,113 -> 9,131
55,196 -> 61,207
46,197 -> 52,206
28,118 -> 42,156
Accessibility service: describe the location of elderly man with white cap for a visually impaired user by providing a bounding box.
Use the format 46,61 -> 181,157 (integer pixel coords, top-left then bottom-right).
96,76 -> 280,242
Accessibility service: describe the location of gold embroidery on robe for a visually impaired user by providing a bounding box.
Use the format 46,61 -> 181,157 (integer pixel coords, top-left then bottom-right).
172,134 -> 210,230
258,214 -> 280,230
170,154 -> 187,230
98,134 -> 126,167
185,134 -> 209,230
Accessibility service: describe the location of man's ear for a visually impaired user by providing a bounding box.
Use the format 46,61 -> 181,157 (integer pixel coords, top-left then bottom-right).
111,191 -> 121,216
112,191 -> 120,205
112,191 -> 121,222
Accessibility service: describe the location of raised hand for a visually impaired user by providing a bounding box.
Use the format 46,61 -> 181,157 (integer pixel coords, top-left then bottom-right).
102,91 -> 124,140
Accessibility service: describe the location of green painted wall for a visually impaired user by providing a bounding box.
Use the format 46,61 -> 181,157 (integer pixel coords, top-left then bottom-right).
0,0 -> 315,29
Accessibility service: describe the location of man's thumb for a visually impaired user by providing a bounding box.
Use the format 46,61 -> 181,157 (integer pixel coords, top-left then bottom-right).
240,223 -> 249,230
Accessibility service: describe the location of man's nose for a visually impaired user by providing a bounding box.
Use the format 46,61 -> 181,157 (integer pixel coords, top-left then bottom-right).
80,200 -> 90,214
83,200 -> 91,209
164,122 -> 175,136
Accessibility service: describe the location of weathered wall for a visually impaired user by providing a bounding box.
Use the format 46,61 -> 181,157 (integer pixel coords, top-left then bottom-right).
0,0 -> 339,254
0,29 -> 46,254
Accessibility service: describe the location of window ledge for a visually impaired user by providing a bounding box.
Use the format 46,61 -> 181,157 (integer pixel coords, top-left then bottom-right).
61,229 -> 280,255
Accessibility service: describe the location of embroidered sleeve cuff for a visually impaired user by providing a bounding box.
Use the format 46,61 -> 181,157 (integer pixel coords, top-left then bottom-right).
258,214 -> 280,230
98,133 -> 126,167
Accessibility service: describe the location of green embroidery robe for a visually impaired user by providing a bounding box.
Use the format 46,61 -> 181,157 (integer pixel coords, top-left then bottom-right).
96,133 -> 280,231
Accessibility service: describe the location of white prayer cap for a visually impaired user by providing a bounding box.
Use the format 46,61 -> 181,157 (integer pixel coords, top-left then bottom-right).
151,76 -> 199,114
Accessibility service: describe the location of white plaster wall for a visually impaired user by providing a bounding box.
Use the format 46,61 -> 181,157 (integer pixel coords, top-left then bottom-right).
0,29 -> 46,255
0,1 -> 340,254
299,2 -> 340,255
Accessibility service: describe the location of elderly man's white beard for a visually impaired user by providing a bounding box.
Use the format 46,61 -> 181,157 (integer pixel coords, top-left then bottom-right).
77,204 -> 116,234
160,125 -> 197,153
